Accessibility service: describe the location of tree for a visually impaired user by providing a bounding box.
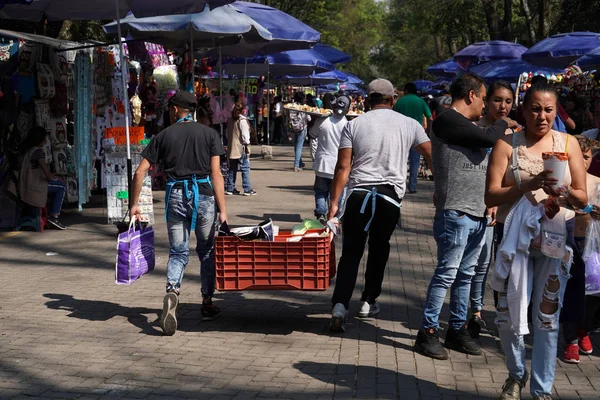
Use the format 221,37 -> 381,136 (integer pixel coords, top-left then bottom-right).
480,0 -> 514,41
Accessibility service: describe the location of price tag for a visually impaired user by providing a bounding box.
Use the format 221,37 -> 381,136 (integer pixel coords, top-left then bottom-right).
116,191 -> 129,199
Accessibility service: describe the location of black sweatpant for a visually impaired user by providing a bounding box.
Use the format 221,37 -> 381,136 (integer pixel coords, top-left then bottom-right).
331,185 -> 401,309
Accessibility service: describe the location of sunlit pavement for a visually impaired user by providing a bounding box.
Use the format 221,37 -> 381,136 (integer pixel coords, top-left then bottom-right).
1,145 -> 598,399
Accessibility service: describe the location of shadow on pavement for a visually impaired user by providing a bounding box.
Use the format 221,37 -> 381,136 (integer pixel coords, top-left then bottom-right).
268,185 -> 314,194
43,293 -> 162,336
294,361 -> 495,399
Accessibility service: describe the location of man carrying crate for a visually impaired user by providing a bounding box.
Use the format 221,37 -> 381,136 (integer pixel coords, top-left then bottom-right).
130,91 -> 228,336
327,79 -> 433,332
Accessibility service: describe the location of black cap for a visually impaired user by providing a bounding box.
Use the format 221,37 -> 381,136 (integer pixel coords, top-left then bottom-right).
169,91 -> 197,111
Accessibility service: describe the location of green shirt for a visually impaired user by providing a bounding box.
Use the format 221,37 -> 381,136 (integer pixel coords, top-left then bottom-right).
393,93 -> 432,125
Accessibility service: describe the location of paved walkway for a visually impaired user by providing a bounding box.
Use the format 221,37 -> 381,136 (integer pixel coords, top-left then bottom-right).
1,146 -> 599,400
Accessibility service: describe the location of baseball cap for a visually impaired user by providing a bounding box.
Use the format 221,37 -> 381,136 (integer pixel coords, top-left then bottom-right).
169,91 -> 197,111
368,79 -> 395,98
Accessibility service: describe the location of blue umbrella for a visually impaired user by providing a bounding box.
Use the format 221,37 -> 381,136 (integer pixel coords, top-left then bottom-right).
469,59 -> 564,83
0,0 -> 32,6
344,72 -> 364,85
277,69 -> 363,86
426,58 -> 458,78
413,80 -> 434,92
0,0 -> 234,20
577,46 -> 600,71
312,44 -> 351,64
319,83 -> 365,96
523,32 -> 600,68
103,5 -> 272,49
454,40 -> 527,70
227,1 -> 320,55
221,49 -> 334,77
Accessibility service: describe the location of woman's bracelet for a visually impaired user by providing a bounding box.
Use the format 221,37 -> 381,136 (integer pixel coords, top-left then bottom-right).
582,204 -> 594,213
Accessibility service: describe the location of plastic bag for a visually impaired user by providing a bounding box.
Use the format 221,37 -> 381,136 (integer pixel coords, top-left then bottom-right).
583,185 -> 600,295
292,219 -> 325,236
115,216 -> 155,285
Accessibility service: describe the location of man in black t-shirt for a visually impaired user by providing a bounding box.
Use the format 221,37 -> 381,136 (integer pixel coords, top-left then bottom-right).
131,91 -> 227,336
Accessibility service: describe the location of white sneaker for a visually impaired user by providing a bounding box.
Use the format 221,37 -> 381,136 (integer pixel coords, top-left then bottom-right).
330,303 -> 347,332
358,301 -> 380,318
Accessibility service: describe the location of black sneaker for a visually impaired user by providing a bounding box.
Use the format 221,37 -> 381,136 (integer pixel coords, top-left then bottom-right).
201,303 -> 221,321
444,326 -> 483,355
415,328 -> 448,360
160,292 -> 178,336
242,189 -> 257,196
467,314 -> 486,338
47,217 -> 66,230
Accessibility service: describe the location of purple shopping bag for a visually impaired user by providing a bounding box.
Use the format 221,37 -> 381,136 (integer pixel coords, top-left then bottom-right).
115,217 -> 155,285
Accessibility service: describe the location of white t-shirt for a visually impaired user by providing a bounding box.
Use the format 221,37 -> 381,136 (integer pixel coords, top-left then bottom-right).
339,108 -> 430,198
583,128 -> 599,156
311,115 -> 348,178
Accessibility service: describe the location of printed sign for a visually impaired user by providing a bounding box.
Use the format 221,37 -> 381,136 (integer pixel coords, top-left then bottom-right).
240,78 -> 259,95
104,126 -> 145,145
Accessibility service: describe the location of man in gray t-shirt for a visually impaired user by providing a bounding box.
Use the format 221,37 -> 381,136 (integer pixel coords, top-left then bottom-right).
415,73 -> 515,360
328,79 -> 432,333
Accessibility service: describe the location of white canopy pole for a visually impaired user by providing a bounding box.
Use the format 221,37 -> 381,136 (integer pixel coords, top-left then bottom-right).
219,46 -> 223,138
243,58 -> 247,97
190,28 -> 194,94
115,0 -> 133,209
266,61 -> 270,145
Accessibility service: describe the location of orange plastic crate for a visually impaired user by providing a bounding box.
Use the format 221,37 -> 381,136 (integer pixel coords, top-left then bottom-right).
215,230 -> 336,291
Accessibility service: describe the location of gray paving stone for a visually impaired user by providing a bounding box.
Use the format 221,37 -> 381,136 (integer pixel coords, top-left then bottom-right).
1,146 -> 598,400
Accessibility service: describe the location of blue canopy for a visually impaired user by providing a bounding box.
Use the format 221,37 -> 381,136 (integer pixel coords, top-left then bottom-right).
577,46 -> 600,70
0,0 -> 234,20
312,44 -> 351,64
426,58 -> 458,78
523,32 -> 600,68
414,80 -> 434,92
277,69 -> 363,86
454,40 -> 527,69
103,5 -> 272,49
226,1 -> 320,55
469,59 -> 564,83
221,48 -> 334,77
0,0 -> 32,5
319,83 -> 365,96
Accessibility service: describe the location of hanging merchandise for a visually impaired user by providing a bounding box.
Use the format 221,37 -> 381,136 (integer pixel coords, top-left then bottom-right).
131,94 -> 142,126
74,52 -> 94,211
105,150 -> 154,224
50,81 -> 68,117
17,42 -> 39,77
35,63 -> 56,99
52,147 -> 68,175
34,99 -> 50,128
48,117 -> 68,145
51,50 -> 69,83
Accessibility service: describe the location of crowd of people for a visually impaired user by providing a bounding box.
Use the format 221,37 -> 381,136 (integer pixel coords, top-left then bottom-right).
122,69 -> 600,400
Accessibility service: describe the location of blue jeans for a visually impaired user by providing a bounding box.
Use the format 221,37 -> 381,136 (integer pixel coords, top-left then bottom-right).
293,128 -> 307,168
226,152 -> 252,193
313,176 -> 347,217
408,149 -> 420,192
165,188 -> 217,298
496,249 -> 571,397
47,179 -> 66,216
422,210 -> 486,330
470,221 -> 494,312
